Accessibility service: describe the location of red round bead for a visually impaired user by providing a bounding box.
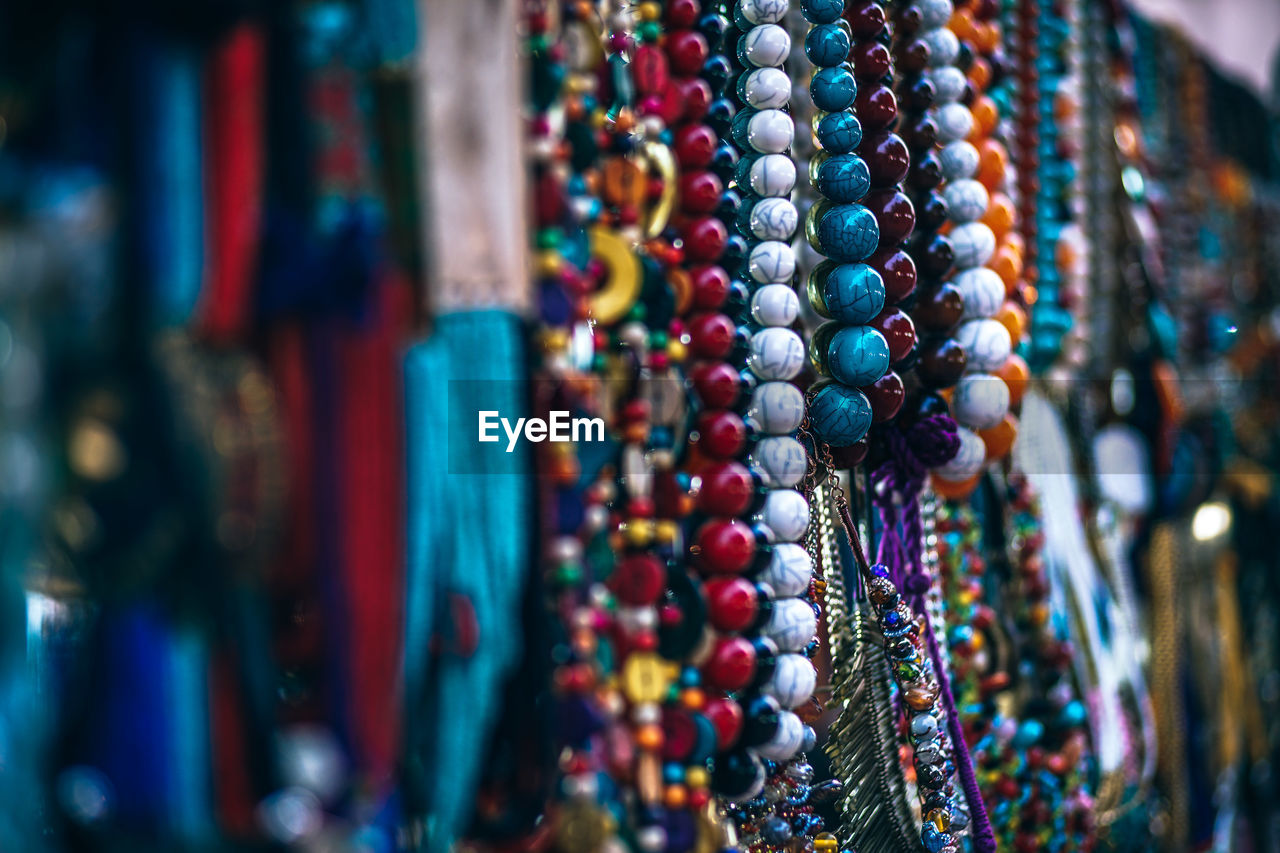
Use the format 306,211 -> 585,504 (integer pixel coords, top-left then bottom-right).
702,636 -> 757,690
691,265 -> 730,309
694,517 -> 755,573
674,125 -> 717,168
860,132 -> 911,189
698,461 -> 755,516
867,248 -> 917,303
861,370 -> 905,422
848,2 -> 887,37
864,189 -> 916,246
695,410 -> 747,459
682,216 -> 728,263
665,0 -> 701,28
854,84 -> 898,131
662,708 -> 698,761
680,171 -> 723,215
830,439 -> 869,467
870,307 -> 917,364
689,312 -> 735,359
702,696 -> 744,749
704,576 -> 759,632
690,362 -> 741,408
681,78 -> 712,121
632,45 -> 670,95
666,31 -> 709,76
852,42 -> 892,81
611,553 -> 666,605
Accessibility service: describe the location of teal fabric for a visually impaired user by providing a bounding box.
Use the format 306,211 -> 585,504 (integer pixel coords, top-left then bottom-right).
403,309 -> 532,851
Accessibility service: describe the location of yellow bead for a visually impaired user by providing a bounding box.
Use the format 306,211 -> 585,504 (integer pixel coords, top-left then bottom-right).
666,339 -> 687,363
625,519 -> 654,546
536,250 -> 563,277
814,832 -> 839,853
638,2 -> 662,21
542,329 -> 570,352
655,519 -> 680,545
685,767 -> 709,789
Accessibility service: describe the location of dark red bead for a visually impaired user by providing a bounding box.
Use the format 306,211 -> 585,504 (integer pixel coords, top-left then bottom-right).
633,45 -> 670,95
666,31 -> 709,76
662,708 -> 698,761
868,248 -> 917,303
907,151 -> 943,191
695,518 -> 756,573
913,282 -> 964,331
681,171 -> 723,214
897,38 -> 929,73
696,410 -> 747,458
918,337 -> 967,388
865,189 -> 916,246
683,216 -> 728,262
691,265 -> 730,310
675,124 -> 717,168
915,191 -> 949,231
870,306 -> 917,364
681,78 -> 712,121
699,461 -> 755,516
860,132 -> 910,188
851,42 -> 891,80
896,4 -> 923,33
848,2 -> 887,38
704,576 -> 759,632
913,233 -> 955,279
703,636 -> 757,690
666,0 -> 701,28
691,362 -> 741,408
703,695 -> 744,749
854,84 -> 898,131
905,76 -> 936,110
862,370 -> 905,422
904,116 -> 938,151
830,439 -> 869,467
611,554 -> 666,605
690,312 -> 736,358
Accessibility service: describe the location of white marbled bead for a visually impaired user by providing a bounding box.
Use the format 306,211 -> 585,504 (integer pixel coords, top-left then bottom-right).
738,0 -> 789,25
760,543 -> 813,598
919,0 -> 955,29
748,240 -> 797,283
762,488 -> 810,541
939,141 -> 980,180
929,66 -> 968,104
763,653 -> 817,709
750,154 -> 798,197
749,197 -> 799,241
952,372 -> 1011,430
934,426 -> 986,481
766,596 -> 818,652
934,102 -> 974,143
741,24 -> 791,68
954,267 -> 1006,320
749,381 -> 805,435
955,318 -> 1012,372
756,710 -> 805,762
748,327 -> 806,380
751,283 -> 801,327
752,436 -> 808,486
950,221 -> 996,269
944,179 -> 990,223
742,67 -> 791,109
922,26 -> 959,67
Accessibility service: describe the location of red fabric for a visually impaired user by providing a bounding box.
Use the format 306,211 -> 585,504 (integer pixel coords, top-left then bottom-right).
199,24 -> 265,344
333,273 -> 410,788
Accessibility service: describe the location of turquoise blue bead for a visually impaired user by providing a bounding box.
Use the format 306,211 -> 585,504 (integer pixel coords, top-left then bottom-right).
730,107 -> 757,151
733,152 -> 760,188
801,0 -> 844,23
809,382 -> 872,446
823,263 -> 885,324
817,204 -> 879,262
1012,719 -> 1044,748
816,111 -> 862,153
805,24 -> 850,67
1059,700 -> 1087,728
827,326 -> 889,387
810,66 -> 856,112
816,153 -> 870,203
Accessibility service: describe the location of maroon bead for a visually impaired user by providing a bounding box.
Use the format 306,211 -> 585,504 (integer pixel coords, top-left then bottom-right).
699,461 -> 755,516
905,76 -> 936,110
681,78 -> 712,122
691,265 -> 730,310
907,151 -> 943,191
854,84 -> 898,131
675,124 -> 717,168
666,0 -> 701,28
703,636 -> 757,690
662,708 -> 698,761
905,116 -> 939,151
683,216 -> 728,262
703,695 -> 744,749
865,189 -> 916,246
666,31 -> 709,76
695,518 -> 756,573
861,370 -> 905,422
913,282 -> 964,331
612,554 -> 666,605
915,191 -> 949,231
868,248 -> 917,303
914,234 -> 955,280
896,4 -> 923,33
871,306 -> 917,364
830,439 -> 869,467
848,2 -> 887,38
897,38 -> 930,73
852,42 -> 892,80
681,171 -> 723,215
533,172 -> 568,227
691,361 -> 741,408
696,410 -> 747,458
704,576 -> 760,632
917,337 -> 967,389
690,312 -> 736,359
860,132 -> 910,188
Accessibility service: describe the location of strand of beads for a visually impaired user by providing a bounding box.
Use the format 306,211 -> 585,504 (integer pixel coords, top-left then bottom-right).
798,0 -> 889,451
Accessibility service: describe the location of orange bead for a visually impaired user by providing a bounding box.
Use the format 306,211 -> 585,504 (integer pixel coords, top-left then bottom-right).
635,724 -> 664,751
974,21 -> 1001,54
996,353 -> 1029,405
1002,231 -> 1025,259
1055,236 -> 1079,273
968,57 -> 991,92
996,302 -> 1027,343
980,414 -> 1018,461
949,8 -> 976,42
991,246 -> 1023,293
977,139 -> 1008,189
932,473 -> 982,500
982,193 -> 1016,239
967,96 -> 998,142
663,784 -> 688,809
1022,284 -> 1038,306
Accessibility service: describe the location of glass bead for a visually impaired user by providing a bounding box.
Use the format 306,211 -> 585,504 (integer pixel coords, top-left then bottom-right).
751,283 -> 801,327
827,325 -> 890,387
954,318 -> 1011,372
738,24 -> 791,68
823,262 -> 885,325
952,372 -> 1010,430
817,204 -> 880,262
747,241 -> 797,285
748,326 -> 805,380
765,597 -> 818,652
751,434 -> 808,486
746,109 -> 795,154
816,153 -> 871,203
810,66 -> 857,112
816,111 -> 863,153
805,24 -> 851,68
801,0 -> 845,24
738,0 -> 790,25
943,178 -> 990,224
762,489 -> 810,542
760,543 -> 814,598
739,66 -> 791,110
749,153 -> 798,196
808,381 -> 873,446
749,198 -> 799,241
